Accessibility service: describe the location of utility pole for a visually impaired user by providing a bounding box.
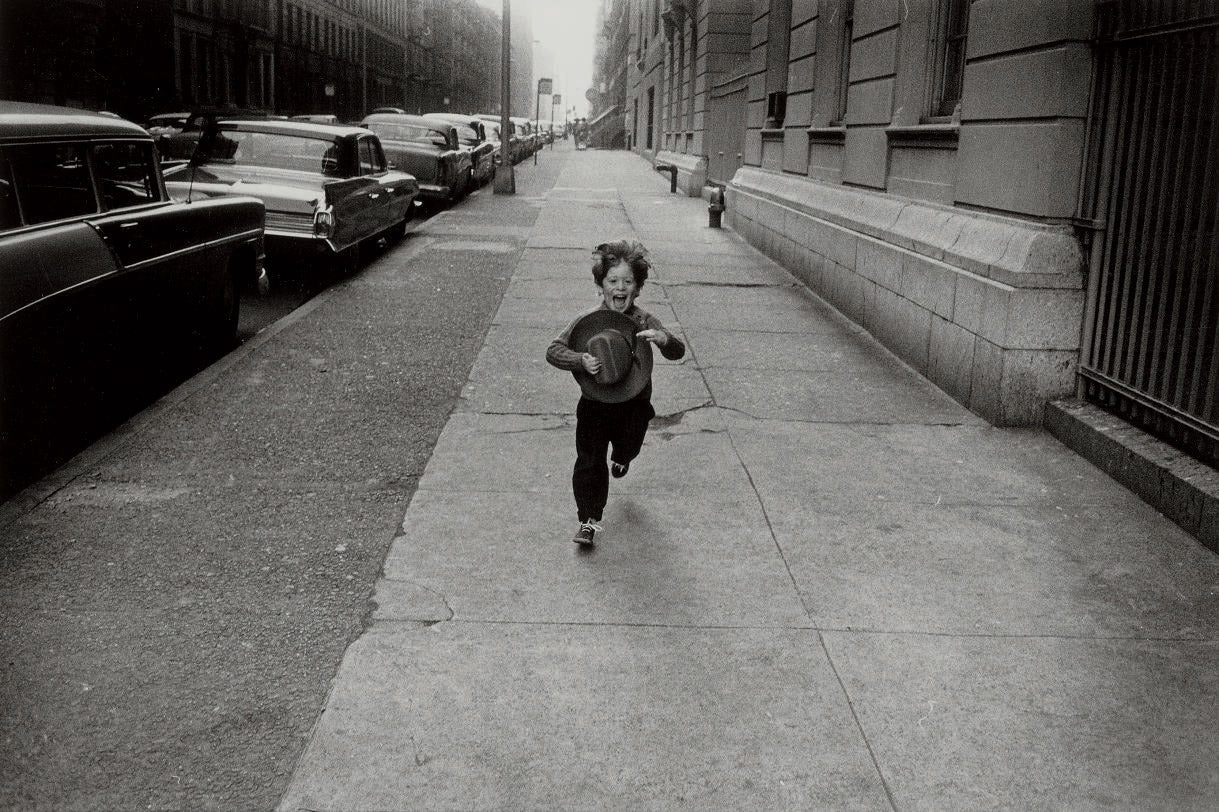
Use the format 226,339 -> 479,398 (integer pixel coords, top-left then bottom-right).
494,0 -> 515,194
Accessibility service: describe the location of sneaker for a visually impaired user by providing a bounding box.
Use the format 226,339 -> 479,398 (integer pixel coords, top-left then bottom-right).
610,461 -> 629,478
572,521 -> 602,545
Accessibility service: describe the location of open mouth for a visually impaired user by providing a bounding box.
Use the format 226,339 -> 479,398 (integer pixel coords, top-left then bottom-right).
611,295 -> 628,309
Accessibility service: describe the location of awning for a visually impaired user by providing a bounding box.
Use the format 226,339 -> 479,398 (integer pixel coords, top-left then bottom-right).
589,105 -> 622,129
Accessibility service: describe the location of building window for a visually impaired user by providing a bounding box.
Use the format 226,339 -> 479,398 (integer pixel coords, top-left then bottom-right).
833,1 -> 853,124
687,16 -> 697,130
764,0 -> 793,128
646,86 -> 654,150
929,0 -> 968,118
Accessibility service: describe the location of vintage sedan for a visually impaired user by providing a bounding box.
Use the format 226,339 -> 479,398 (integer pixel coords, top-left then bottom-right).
359,113 -> 470,206
0,101 -> 265,496
476,114 -> 523,165
424,113 -> 496,187
164,119 -> 419,275
479,119 -> 504,165
511,117 -> 538,160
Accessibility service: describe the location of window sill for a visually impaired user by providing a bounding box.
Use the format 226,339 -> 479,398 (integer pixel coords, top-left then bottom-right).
761,127 -> 785,140
885,122 -> 959,149
807,126 -> 846,144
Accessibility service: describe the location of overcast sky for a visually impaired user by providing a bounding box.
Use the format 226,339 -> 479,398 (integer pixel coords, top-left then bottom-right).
474,0 -> 600,117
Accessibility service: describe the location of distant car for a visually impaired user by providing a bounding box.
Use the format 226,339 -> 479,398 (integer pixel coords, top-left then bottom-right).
359,113 -> 471,205
155,107 -> 278,163
290,114 -> 339,124
424,113 -> 496,187
511,116 -> 537,159
144,112 -> 190,137
0,101 -> 265,492
477,114 -> 524,164
164,119 -> 418,275
370,107 -> 407,115
478,119 -> 504,165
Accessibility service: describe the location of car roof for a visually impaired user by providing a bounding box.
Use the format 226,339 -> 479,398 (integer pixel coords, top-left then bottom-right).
360,111 -> 448,127
214,118 -> 370,138
0,101 -> 148,140
425,112 -> 477,124
361,113 -> 451,132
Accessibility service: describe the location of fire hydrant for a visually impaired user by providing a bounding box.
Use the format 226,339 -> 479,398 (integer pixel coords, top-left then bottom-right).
708,186 -> 726,228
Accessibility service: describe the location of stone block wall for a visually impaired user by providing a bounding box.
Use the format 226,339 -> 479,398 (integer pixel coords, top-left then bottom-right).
727,167 -> 1084,426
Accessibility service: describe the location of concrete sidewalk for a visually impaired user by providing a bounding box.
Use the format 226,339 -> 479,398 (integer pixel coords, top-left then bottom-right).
279,148 -> 1219,810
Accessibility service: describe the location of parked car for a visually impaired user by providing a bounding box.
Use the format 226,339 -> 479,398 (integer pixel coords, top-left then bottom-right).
0,101 -> 265,495
144,111 -> 190,138
359,113 -> 470,205
511,117 -> 537,159
424,113 -> 496,187
155,106 -> 278,163
290,114 -> 339,124
479,119 -> 504,165
164,118 -> 418,276
476,114 -> 523,164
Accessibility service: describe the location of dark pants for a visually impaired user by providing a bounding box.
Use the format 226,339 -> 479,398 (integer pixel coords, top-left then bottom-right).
573,394 -> 655,522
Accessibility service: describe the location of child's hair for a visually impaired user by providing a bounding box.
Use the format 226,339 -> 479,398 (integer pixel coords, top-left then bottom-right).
591,240 -> 651,288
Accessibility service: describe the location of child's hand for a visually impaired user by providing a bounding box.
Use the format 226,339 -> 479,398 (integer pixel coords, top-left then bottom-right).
581,352 -> 602,374
636,329 -> 668,347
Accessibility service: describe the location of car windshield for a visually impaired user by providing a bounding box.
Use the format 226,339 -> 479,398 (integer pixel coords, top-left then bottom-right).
453,125 -> 479,144
203,130 -> 344,176
364,122 -> 446,146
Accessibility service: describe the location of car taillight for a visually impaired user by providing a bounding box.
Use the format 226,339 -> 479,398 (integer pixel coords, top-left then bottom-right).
313,206 -> 335,238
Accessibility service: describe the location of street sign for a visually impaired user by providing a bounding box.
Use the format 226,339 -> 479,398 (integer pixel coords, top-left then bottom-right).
538,78 -> 552,95
552,94 -> 561,106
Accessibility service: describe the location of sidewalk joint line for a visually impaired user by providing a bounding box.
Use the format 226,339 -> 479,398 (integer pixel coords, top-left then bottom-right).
817,631 -> 901,811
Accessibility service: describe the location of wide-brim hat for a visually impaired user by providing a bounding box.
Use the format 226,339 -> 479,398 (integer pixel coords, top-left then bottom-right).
567,309 -> 653,403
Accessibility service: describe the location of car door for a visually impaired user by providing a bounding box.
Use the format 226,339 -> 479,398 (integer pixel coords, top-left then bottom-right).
0,139 -> 131,463
323,137 -> 378,250
356,136 -> 393,232
364,137 -> 412,225
86,139 -> 213,345
87,139 -> 257,350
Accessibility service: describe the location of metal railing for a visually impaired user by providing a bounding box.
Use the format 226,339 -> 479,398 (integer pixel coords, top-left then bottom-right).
1079,0 -> 1219,465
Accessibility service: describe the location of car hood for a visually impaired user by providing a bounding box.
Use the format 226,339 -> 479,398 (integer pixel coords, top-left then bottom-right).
164,164 -> 323,212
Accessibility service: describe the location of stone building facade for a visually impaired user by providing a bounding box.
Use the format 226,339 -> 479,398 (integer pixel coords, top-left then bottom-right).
623,0 -> 1218,448
0,0 -> 528,123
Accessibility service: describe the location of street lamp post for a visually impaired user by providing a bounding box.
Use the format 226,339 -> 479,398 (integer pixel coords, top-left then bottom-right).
494,0 -> 515,194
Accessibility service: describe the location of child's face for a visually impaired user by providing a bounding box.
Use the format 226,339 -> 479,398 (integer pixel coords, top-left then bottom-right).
599,262 -> 639,313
